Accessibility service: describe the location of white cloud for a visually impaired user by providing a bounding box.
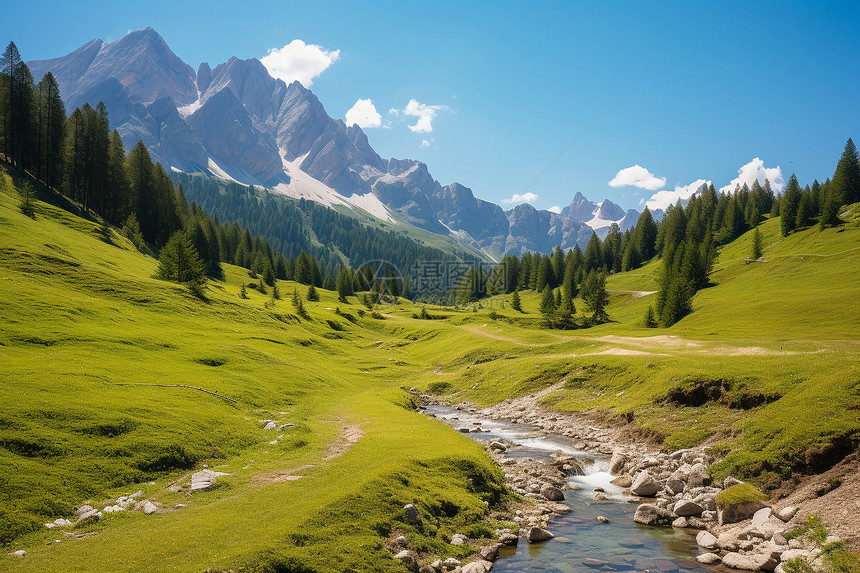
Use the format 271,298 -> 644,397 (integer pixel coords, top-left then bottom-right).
260,40 -> 340,87
547,205 -> 562,214
420,139 -> 434,148
391,99 -> 449,133
609,165 -> 666,191
502,192 -> 539,205
645,179 -> 710,211
718,157 -> 785,194
345,98 -> 382,129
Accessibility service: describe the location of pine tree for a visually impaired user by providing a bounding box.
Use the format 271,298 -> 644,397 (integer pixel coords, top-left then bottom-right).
1,42 -> 36,169
819,188 -> 841,229
336,267 -> 353,302
239,283 -> 248,299
35,72 -> 65,189
157,231 -> 206,285
643,305 -> 657,328
635,207 -> 658,261
511,290 -> 522,312
781,174 -> 801,236
307,284 -> 319,301
581,270 -> 609,323
831,138 -> 860,206
535,256 -> 551,292
539,285 -> 556,318
271,281 -> 280,301
584,232 -> 602,272
751,227 -> 764,260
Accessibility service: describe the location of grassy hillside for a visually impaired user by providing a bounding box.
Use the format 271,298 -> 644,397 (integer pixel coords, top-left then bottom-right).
0,167 -> 509,571
1,163 -> 859,570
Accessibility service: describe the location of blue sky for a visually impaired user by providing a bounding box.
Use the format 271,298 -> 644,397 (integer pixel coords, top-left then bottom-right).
3,1 -> 859,212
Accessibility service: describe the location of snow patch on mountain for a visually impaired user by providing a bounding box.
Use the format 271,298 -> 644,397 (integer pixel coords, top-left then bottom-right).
346,193 -> 395,223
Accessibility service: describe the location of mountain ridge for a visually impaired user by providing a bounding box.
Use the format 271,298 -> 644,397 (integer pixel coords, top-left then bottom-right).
28,27 -> 641,258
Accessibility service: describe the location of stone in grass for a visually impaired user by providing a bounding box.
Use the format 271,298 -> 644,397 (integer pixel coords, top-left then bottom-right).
142,501 -> 158,515
393,550 -> 417,567
451,533 -> 469,545
190,469 -> 229,491
526,526 -> 554,543
403,503 -> 419,524
442,557 -> 461,568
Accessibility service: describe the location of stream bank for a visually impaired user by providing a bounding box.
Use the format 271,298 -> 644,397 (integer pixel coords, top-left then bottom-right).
416,389 -> 834,573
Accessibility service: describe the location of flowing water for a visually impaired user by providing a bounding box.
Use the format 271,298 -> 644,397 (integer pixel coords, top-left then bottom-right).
424,405 -> 718,573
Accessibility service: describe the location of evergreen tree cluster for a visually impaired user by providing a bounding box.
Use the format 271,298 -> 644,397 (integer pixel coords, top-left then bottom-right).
171,171 -> 479,294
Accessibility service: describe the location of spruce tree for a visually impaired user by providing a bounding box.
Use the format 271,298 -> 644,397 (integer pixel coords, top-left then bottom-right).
239,283 -> 248,299
584,232 -> 602,272
539,285 -> 556,319
780,174 -> 801,236
157,231 -> 205,285
307,284 -> 319,302
819,189 -> 841,229
581,270 -> 609,323
643,305 -> 657,328
511,289 -> 522,312
751,227 -> 764,260
831,138 -> 860,206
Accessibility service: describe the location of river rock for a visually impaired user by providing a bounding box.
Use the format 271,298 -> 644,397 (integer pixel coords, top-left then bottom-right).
719,500 -> 767,525
610,474 -> 632,487
489,441 -> 507,452
526,526 -> 554,543
673,499 -> 704,517
724,476 -> 744,489
654,559 -> 680,572
672,517 -> 688,528
404,503 -> 419,524
697,553 -> 721,564
686,463 -> 710,487
541,485 -> 564,501
633,504 -> 673,526
721,552 -> 762,570
630,472 -> 660,496
498,532 -> 518,545
460,561 -> 493,573
609,450 -> 626,475
451,533 -> 468,545
775,506 -> 798,522
666,478 -> 685,495
696,530 -> 718,550
442,557 -> 461,569
479,543 -> 501,561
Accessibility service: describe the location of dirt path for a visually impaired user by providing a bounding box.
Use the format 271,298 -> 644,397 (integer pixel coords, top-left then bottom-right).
607,289 -> 657,299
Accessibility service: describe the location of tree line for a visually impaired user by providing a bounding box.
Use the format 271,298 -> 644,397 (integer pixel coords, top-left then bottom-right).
0,40 -> 477,299
473,137 -> 857,328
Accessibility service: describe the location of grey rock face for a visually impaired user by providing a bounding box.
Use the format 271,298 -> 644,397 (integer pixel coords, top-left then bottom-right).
30,27 -> 197,107
188,88 -> 284,185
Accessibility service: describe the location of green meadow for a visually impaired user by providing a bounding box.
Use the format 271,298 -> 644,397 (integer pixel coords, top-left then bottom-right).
1,165 -> 859,571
